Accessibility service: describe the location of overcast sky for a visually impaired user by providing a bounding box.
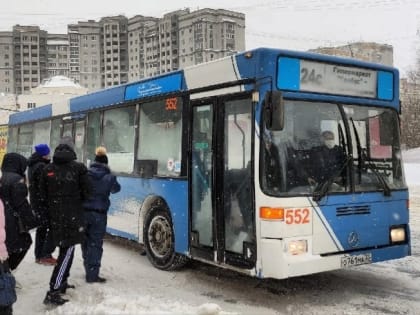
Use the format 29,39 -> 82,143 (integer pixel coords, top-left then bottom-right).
1,0 -> 419,76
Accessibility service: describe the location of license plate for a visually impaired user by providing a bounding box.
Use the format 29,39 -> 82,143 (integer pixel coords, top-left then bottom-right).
341,253 -> 372,268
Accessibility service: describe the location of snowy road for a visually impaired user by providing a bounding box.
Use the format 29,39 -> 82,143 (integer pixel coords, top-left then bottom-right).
13,186 -> 420,314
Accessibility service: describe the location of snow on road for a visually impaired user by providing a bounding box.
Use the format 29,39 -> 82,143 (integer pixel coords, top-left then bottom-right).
12,161 -> 420,315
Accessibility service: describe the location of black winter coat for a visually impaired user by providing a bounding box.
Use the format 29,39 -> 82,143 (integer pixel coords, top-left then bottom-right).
27,152 -> 50,224
83,162 -> 121,211
0,153 -> 33,254
39,144 -> 91,247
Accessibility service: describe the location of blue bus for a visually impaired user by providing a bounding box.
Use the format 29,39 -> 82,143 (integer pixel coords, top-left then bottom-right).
7,48 -> 410,279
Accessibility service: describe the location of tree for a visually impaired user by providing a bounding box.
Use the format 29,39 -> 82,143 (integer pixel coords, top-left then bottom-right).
400,67 -> 420,149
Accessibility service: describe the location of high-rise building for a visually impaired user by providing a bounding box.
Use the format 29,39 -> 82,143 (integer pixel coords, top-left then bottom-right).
127,15 -> 159,80
68,20 -> 102,91
178,8 -> 245,68
12,25 -> 48,95
0,8 -> 246,93
126,8 -> 245,82
47,33 -> 70,78
101,15 -> 129,88
0,31 -> 14,94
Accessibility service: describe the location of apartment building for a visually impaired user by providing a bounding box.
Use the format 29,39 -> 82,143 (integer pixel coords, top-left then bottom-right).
178,8 -> 245,68
12,25 -> 48,95
47,33 -> 70,78
127,15 -> 159,80
310,42 -> 394,66
0,8 -> 246,93
68,20 -> 102,91
101,15 -> 129,88
0,31 -> 14,94
126,8 -> 245,81
73,8 -> 245,86
134,9 -> 186,79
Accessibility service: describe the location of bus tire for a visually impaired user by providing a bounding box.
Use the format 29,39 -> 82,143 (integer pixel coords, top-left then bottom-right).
143,206 -> 188,271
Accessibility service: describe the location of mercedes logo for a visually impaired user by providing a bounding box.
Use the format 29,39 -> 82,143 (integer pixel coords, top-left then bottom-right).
348,231 -> 359,247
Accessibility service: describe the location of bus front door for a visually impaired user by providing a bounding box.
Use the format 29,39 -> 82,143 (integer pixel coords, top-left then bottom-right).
191,103 -> 214,258
190,95 -> 256,269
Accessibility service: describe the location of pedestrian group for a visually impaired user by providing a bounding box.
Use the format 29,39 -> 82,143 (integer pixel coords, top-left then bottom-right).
0,137 -> 121,313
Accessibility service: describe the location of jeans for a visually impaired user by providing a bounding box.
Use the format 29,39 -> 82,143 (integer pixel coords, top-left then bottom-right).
81,210 -> 107,281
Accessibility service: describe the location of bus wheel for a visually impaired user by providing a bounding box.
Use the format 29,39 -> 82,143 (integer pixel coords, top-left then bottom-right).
143,206 -> 188,270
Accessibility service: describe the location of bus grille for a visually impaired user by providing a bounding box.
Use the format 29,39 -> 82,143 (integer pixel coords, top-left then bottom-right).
336,205 -> 370,216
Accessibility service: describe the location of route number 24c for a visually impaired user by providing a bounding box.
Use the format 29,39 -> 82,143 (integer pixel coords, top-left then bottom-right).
300,67 -> 322,85
285,208 -> 310,224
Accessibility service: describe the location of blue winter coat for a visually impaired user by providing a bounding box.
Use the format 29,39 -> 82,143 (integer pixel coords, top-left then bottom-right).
83,162 -> 120,211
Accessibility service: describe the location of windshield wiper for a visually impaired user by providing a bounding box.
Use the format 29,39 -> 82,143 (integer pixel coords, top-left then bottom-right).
313,155 -> 352,202
361,152 -> 391,197
349,118 -> 391,197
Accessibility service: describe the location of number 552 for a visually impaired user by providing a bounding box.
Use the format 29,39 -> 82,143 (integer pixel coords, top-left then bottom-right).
285,208 -> 310,224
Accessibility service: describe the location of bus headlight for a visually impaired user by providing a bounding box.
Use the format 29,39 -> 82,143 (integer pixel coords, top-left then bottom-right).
287,240 -> 308,255
390,227 -> 406,243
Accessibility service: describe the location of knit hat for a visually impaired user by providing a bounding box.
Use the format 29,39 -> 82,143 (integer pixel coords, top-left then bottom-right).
94,146 -> 108,164
34,143 -> 50,157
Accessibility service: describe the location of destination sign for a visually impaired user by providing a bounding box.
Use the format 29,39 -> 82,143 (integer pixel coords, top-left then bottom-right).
276,57 -> 393,99
300,60 -> 377,98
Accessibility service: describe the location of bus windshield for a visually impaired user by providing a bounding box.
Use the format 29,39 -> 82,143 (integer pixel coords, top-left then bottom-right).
260,100 -> 406,196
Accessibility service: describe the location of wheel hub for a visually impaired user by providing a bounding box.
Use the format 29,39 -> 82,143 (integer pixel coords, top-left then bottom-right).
148,215 -> 172,258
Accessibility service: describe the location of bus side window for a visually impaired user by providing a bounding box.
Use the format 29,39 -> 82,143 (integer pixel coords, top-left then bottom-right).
137,98 -> 183,177
103,107 -> 136,173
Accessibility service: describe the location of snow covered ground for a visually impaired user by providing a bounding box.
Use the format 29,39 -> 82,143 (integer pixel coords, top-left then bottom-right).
12,150 -> 420,315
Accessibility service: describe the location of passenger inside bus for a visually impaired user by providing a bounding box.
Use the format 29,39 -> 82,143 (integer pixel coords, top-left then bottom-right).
104,120 -> 124,152
224,161 -> 253,245
307,130 -> 346,186
191,131 -> 210,212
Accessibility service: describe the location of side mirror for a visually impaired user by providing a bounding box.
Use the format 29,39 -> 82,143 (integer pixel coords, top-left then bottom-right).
264,91 -> 284,131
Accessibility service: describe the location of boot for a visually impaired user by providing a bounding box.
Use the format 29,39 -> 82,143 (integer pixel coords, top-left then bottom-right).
59,282 -> 76,294
43,290 -> 69,306
86,276 -> 106,283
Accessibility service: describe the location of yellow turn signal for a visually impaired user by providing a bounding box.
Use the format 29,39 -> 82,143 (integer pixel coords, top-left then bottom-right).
260,207 -> 284,220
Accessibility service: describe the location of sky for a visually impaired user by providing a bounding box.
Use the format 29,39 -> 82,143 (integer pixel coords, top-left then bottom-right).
10,148 -> 420,314
0,0 -> 419,75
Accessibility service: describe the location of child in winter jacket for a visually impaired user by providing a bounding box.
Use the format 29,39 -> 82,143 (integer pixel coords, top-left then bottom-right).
82,146 -> 120,283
